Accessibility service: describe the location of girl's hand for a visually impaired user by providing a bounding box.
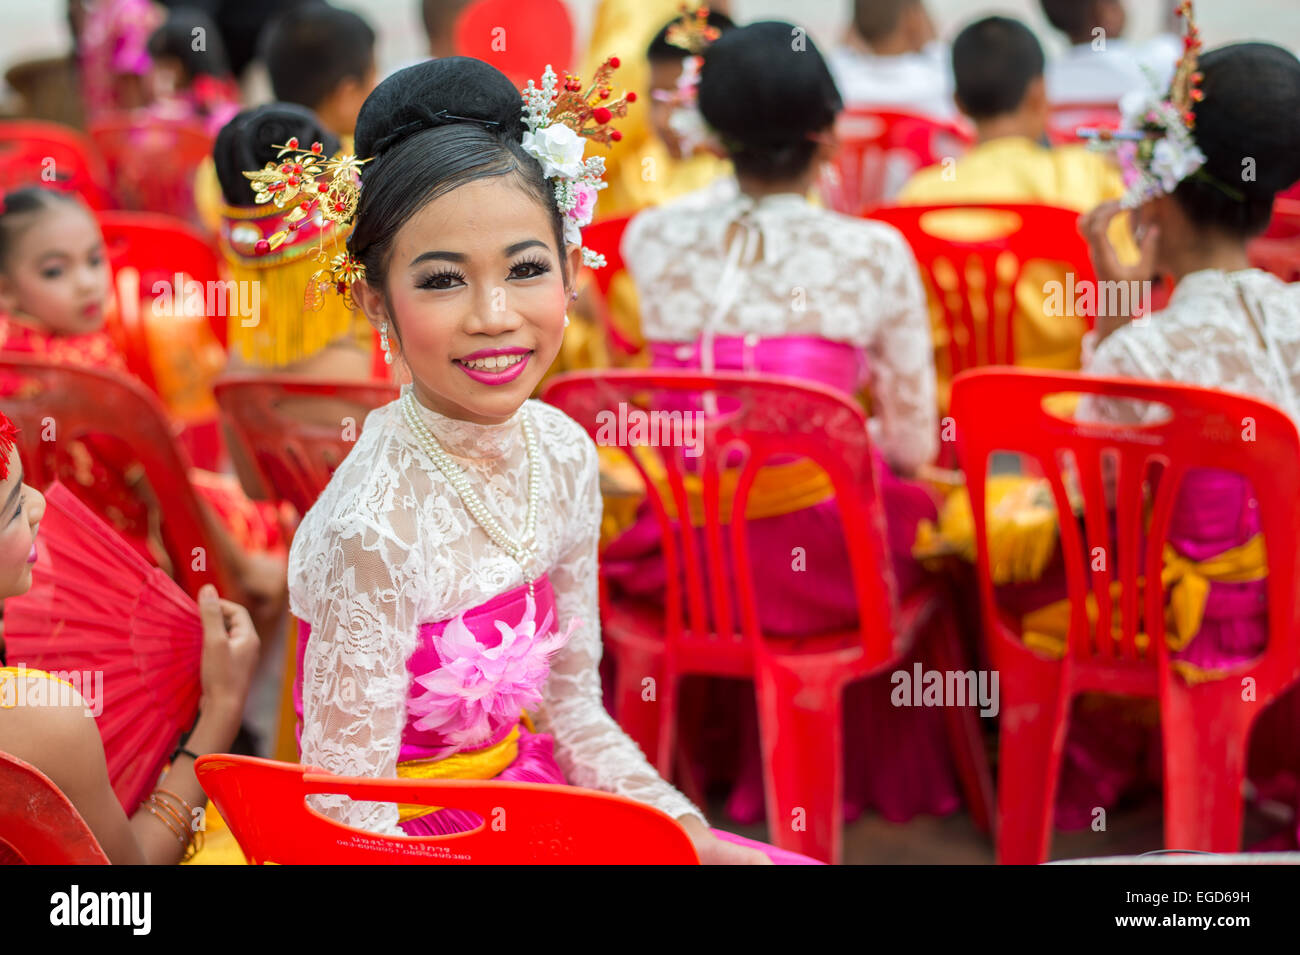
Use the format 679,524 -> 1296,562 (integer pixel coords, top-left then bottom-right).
196,584 -> 260,725
677,814 -> 774,865
1079,199 -> 1160,285
1078,200 -> 1161,342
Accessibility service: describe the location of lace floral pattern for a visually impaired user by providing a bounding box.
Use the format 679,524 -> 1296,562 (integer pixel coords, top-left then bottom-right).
288,387 -> 704,834
1082,269 -> 1300,425
623,189 -> 938,473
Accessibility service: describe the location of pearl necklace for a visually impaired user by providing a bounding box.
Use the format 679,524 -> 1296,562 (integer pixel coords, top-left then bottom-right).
401,390 -> 541,588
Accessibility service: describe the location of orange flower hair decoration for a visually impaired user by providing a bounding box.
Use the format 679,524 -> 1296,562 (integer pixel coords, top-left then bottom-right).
241,137 -> 371,309
520,57 -> 634,268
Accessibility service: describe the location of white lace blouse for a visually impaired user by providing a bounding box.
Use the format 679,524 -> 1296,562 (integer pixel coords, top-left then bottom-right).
622,189 -> 939,473
287,386 -> 704,835
1082,269 -> 1300,425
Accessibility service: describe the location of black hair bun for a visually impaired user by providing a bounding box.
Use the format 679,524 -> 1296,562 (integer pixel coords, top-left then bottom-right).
354,56 -> 526,160
214,104 -> 342,206
1194,43 -> 1300,199
698,20 -> 842,147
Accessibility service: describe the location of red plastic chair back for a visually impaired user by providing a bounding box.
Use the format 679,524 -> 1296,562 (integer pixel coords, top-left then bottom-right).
822,108 -> 974,215
1048,102 -> 1122,145
1249,197 -> 1300,280
213,375 -> 399,513
0,356 -> 236,599
88,114 -> 213,224
96,210 -> 228,388
0,751 -> 110,864
196,753 -> 699,864
578,214 -> 640,356
951,368 -> 1300,859
866,203 -> 1098,379
543,369 -> 896,663
0,120 -> 114,209
453,0 -> 575,87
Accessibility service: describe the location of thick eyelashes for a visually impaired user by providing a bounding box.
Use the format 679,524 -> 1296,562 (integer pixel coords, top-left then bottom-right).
413,258 -> 553,291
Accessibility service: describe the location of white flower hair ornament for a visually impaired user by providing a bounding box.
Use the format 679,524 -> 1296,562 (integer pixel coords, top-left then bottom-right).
1078,1 -> 1240,210
520,57 -> 635,269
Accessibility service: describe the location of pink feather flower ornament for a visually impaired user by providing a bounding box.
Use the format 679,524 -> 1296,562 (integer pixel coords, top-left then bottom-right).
409,592 -> 576,749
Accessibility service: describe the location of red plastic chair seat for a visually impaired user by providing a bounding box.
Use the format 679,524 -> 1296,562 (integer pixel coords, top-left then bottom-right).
823,108 -> 974,215
0,356 -> 238,600
544,369 -> 992,863
88,114 -> 213,223
196,753 -> 700,864
0,120 -> 114,208
0,751 -> 109,864
952,367 -> 1300,863
213,375 -> 399,511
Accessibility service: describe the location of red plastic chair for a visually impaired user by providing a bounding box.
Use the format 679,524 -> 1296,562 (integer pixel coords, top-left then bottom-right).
0,120 -> 114,209
579,214 -> 640,357
1248,198 -> 1300,281
95,210 -> 229,405
821,108 -> 974,215
213,375 -> 399,512
0,356 -> 239,601
0,751 -> 110,864
88,114 -> 213,224
951,368 -> 1300,863
454,0 -> 575,88
196,753 -> 700,864
1047,102 -> 1122,146
866,203 -> 1098,380
542,369 -> 992,863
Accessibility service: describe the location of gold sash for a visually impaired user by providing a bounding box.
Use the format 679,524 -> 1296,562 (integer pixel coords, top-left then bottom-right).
1021,534 -> 1268,683
393,714 -> 534,823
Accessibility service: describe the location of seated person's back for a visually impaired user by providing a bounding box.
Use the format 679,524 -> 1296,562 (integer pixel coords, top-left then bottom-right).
898,16 -> 1136,405
828,0 -> 955,120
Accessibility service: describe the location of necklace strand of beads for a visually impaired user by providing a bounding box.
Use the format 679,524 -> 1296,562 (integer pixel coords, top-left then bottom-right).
401,390 -> 540,597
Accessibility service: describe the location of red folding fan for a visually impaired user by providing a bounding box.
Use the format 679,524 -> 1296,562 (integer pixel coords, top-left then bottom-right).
4,481 -> 203,814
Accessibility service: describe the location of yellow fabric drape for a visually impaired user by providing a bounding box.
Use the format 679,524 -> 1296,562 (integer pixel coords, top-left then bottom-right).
597,444 -> 835,544
393,713 -> 535,823
1020,533 -> 1268,683
913,475 -> 1061,585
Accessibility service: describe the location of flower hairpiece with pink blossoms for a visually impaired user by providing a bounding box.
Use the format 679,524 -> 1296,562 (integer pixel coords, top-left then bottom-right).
520,57 -> 635,268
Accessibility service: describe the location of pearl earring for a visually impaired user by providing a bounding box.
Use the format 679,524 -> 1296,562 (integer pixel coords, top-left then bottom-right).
564,315 -> 571,328
380,321 -> 394,365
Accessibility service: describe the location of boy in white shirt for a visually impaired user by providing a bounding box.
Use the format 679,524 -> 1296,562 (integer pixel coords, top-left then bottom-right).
1041,0 -> 1175,105
828,0 -> 955,120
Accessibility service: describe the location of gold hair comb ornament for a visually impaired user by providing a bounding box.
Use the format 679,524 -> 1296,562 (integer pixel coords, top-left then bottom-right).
664,4 -> 722,56
241,137 -> 371,308
521,58 -> 634,268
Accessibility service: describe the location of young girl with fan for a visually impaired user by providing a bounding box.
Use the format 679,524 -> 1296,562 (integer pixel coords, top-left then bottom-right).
0,185 -> 288,632
286,55 -> 797,864
0,412 -> 262,864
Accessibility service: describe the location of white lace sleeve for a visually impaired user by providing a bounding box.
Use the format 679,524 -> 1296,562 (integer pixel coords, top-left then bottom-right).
292,498 -> 420,837
535,428 -> 707,825
865,234 -> 939,474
